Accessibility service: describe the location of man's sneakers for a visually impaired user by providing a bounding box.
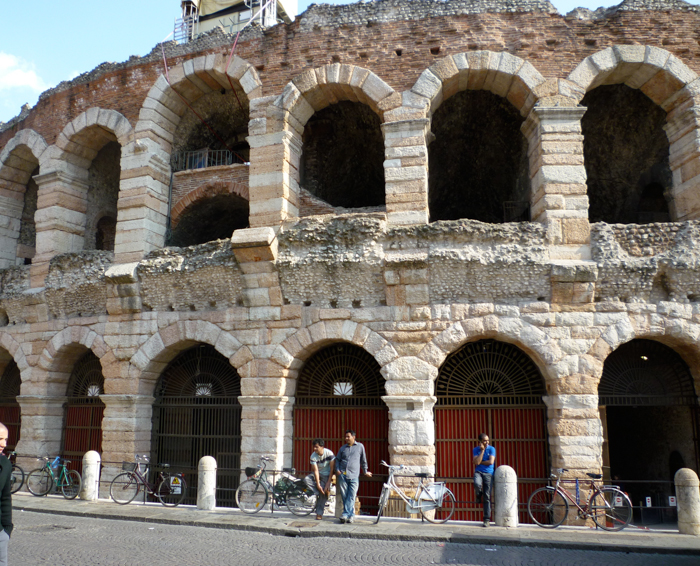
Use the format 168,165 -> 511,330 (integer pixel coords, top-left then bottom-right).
339,517 -> 346,524
483,518 -> 490,527
347,516 -> 355,524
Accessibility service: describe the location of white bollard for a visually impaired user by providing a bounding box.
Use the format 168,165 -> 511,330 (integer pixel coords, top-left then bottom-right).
80,451 -> 101,501
198,456 -> 217,510
494,465 -> 518,528
675,468 -> 700,535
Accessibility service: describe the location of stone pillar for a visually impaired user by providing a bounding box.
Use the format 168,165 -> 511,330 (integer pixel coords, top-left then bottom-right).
665,99 -> 700,221
384,251 -> 429,309
99,395 -> 154,489
197,455 -> 217,510
522,106 -> 590,262
238,396 -> 293,472
675,468 -> 700,535
494,465 -> 518,528
80,450 -> 101,501
14,396 -> 66,465
544,393 -> 602,478
31,171 -> 88,287
231,227 -> 283,309
381,118 -> 430,226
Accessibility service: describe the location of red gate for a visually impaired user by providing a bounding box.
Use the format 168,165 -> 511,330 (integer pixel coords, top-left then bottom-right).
0,361 -> 21,450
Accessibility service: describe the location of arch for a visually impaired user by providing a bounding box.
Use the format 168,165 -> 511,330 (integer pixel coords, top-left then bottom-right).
0,129 -> 48,170
0,332 -> 29,377
170,180 -> 249,228
0,360 -> 21,450
411,51 -> 546,117
567,45 -> 697,107
278,64 -> 397,127
129,320 -> 243,396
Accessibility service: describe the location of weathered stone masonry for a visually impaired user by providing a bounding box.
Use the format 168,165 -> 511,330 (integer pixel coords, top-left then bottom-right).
2,0 -> 700,513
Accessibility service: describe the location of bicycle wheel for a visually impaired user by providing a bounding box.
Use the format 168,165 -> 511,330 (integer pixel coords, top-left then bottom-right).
421,488 -> 456,524
156,475 -> 187,507
590,487 -> 632,531
375,486 -> 390,524
285,483 -> 317,516
61,469 -> 82,500
10,464 -> 24,494
27,468 -> 53,496
528,487 -> 569,528
110,472 -> 140,505
236,479 -> 268,514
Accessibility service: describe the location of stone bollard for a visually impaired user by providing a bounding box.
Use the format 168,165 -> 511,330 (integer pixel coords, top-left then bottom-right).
675,468 -> 700,535
494,465 -> 518,528
198,456 -> 217,510
80,451 -> 101,501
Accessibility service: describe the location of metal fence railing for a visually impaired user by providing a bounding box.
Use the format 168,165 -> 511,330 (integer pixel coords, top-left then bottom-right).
171,149 -> 245,172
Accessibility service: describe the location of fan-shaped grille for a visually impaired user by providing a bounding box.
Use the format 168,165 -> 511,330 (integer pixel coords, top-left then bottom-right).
296,343 -> 385,407
67,351 -> 105,398
0,361 -> 20,399
599,339 -> 697,406
156,344 -> 241,398
436,340 -> 545,406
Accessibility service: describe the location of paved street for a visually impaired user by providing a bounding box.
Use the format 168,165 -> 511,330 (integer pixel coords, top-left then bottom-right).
11,511 -> 699,566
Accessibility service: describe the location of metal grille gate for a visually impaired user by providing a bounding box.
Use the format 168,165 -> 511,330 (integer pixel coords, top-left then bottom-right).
0,361 -> 21,451
152,344 -> 242,507
62,352 -> 105,473
293,343 -> 389,515
435,340 -> 549,523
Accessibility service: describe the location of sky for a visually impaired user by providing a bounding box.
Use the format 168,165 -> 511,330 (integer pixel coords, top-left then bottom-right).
1,0 -> 698,123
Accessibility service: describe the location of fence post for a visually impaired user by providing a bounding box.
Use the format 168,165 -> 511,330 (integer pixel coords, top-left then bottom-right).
198,456 -> 217,510
675,468 -> 700,535
494,465 -> 518,528
80,451 -> 101,501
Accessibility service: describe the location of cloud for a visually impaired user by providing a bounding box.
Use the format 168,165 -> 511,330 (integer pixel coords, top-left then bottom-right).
0,52 -> 48,92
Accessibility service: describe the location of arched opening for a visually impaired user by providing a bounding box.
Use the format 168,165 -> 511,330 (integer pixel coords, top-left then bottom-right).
599,339 -> 699,521
151,344 -> 242,507
85,140 -> 120,252
435,339 -> 548,522
62,351 -> 105,473
300,101 -> 385,211
167,193 -> 249,247
0,361 -> 21,451
582,85 -> 672,224
428,90 -> 530,223
292,343 -> 388,514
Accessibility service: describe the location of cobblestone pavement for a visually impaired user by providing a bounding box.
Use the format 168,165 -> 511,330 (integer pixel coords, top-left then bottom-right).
11,511 -> 699,566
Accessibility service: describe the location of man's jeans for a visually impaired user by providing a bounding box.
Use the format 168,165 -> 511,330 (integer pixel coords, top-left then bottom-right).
337,474 -> 359,519
474,471 -> 493,520
0,528 -> 8,566
303,474 -> 330,516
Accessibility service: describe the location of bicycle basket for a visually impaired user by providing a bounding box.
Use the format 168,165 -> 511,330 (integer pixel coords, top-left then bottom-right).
420,482 -> 447,501
122,462 -> 137,472
245,467 -> 260,478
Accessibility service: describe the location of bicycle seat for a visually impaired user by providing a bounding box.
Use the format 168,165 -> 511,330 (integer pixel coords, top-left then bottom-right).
586,473 -> 602,479
63,460 -> 71,465
282,467 -> 295,474
415,473 -> 430,478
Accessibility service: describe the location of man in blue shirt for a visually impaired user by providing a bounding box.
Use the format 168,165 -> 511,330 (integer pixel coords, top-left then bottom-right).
335,430 -> 372,524
473,432 -> 496,527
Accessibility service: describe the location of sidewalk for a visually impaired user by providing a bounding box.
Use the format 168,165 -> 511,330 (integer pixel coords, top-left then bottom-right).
13,492 -> 700,556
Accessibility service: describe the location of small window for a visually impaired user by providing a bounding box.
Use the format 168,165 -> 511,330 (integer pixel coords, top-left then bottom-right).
195,383 -> 213,397
333,382 -> 353,396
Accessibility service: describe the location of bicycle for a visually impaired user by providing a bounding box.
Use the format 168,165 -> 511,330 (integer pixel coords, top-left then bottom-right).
26,456 -> 82,499
527,468 -> 633,531
6,451 -> 24,495
375,460 -> 456,524
235,456 -> 316,516
110,455 -> 187,507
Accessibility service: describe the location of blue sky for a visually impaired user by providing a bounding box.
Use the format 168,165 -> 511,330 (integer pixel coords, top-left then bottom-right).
1,0 -> 697,123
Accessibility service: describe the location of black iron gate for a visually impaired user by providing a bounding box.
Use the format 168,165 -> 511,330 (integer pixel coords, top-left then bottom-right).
152,344 -> 242,507
0,361 -> 21,451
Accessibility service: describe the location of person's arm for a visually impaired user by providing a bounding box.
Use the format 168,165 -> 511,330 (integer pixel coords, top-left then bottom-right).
325,457 -> 336,494
486,447 -> 495,467
360,444 -> 372,477
312,462 -> 323,491
1,460 -> 12,537
473,444 -> 486,466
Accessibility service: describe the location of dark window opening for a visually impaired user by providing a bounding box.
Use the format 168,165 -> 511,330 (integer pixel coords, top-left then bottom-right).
86,141 -> 120,251
95,216 -> 117,252
18,165 -> 39,259
582,84 -> 672,224
168,194 -> 249,247
428,90 -> 530,223
300,101 -> 385,209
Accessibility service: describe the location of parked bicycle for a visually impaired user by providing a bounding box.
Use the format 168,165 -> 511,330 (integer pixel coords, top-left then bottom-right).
6,451 -> 24,494
26,456 -> 82,499
375,460 -> 456,524
235,456 -> 316,516
527,468 -> 633,531
110,455 -> 187,507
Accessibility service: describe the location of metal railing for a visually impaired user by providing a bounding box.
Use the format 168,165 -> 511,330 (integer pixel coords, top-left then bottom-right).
172,149 -> 246,172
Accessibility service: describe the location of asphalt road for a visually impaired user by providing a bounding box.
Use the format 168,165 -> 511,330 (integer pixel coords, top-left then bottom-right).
11,511 -> 700,566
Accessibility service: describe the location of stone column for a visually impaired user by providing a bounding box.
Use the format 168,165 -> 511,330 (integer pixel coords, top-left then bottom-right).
238,395 -> 294,472
15,396 -> 66,468
80,450 -> 101,501
31,171 -> 88,287
198,455 -> 217,510
522,106 -> 589,262
665,99 -> 700,221
494,465 -> 519,528
381,118 -> 430,226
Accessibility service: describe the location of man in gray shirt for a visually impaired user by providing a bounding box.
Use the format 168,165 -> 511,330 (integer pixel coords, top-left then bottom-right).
335,429 -> 372,524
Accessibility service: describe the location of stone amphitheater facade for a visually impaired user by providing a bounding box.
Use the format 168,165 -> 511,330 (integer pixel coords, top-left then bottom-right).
2,0 -> 700,510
